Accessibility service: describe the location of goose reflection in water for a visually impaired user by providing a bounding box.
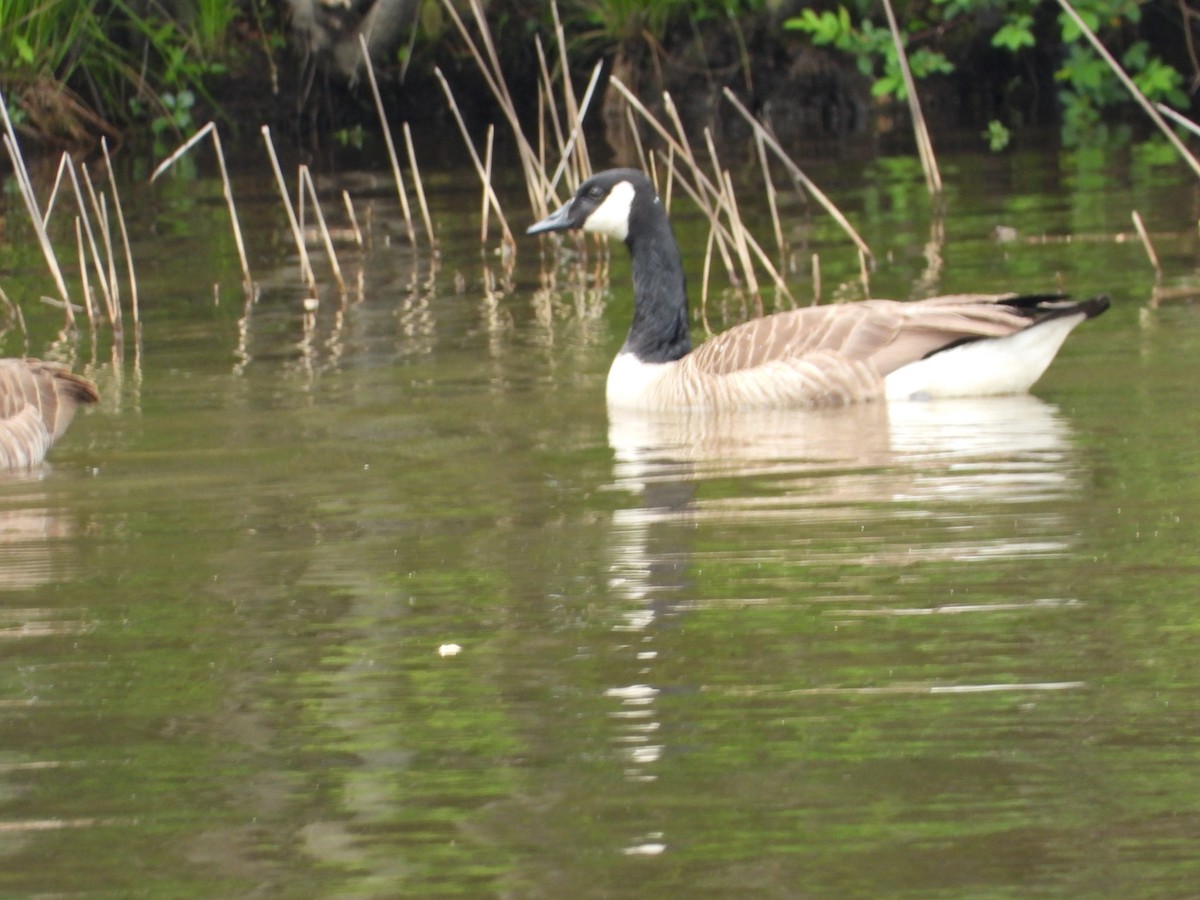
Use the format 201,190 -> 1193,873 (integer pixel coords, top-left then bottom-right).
607,394 -> 1076,515
600,396 -> 1081,781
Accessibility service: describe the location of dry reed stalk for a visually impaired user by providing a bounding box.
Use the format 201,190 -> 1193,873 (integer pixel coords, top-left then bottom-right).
754,132 -> 786,259
625,107 -> 650,174
659,152 -> 793,304
606,82 -> 737,274
208,128 -> 252,289
1056,0 -> 1200,179
152,122 -> 253,290
358,34 -> 417,243
0,97 -> 37,202
664,154 -> 737,279
812,253 -> 821,304
433,67 -> 515,247
402,123 -> 436,246
610,80 -> 773,294
1131,210 -> 1162,278
661,92 -> 705,187
64,158 -> 117,322
700,223 -> 716,335
721,87 -> 873,260
722,169 -> 762,315
73,218 -> 91,328
549,0 -> 592,178
701,126 -> 760,297
298,166 -> 346,292
295,176 -> 306,236
151,122 -> 216,180
0,287 -> 30,354
0,131 -> 72,306
482,125 -> 496,243
859,248 -> 872,297
544,60 -> 604,198
437,0 -> 547,213
535,37 -> 568,175
663,146 -> 675,212
701,126 -> 726,203
261,125 -> 317,289
880,0 -> 942,194
536,81 -> 548,179
342,191 -> 364,246
548,0 -> 591,177
100,194 -> 124,328
41,153 -> 69,223
656,135 -> 796,304
101,138 -> 140,324
80,163 -> 122,328
1155,102 -> 1200,138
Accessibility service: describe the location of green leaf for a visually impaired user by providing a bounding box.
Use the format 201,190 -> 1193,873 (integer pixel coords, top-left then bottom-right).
784,9 -> 846,45
1122,40 -> 1148,71
992,15 -> 1035,52
14,35 -> 35,65
1132,57 -> 1185,104
983,119 -> 1011,152
871,72 -> 904,99
908,48 -> 954,78
1060,8 -> 1099,42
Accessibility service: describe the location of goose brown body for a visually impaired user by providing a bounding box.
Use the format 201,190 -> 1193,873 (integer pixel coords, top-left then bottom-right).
615,293 -> 1109,409
528,169 -> 1108,412
0,359 -> 99,467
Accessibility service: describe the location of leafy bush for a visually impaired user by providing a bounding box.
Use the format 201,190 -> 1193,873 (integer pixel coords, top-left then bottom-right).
1,0 -> 241,145
784,0 -> 1195,146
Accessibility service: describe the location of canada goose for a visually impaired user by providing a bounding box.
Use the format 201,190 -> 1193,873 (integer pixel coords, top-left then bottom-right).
0,359 -> 98,468
528,169 -> 1109,410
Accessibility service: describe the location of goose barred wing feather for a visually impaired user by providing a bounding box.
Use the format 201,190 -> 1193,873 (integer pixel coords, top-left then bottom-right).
0,360 -> 99,467
679,294 -> 1063,409
679,306 -> 889,407
675,347 -> 881,408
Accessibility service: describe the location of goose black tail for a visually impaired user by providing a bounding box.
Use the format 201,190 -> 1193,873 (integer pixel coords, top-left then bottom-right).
1004,293 -> 1111,322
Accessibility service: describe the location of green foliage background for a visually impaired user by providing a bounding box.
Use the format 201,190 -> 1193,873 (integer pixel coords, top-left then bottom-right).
0,0 -> 1196,148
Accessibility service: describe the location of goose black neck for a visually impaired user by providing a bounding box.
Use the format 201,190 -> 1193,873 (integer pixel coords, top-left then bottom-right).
621,203 -> 691,364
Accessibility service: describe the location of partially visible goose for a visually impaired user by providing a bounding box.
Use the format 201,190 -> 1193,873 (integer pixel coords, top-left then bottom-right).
528,168 -> 1109,410
0,359 -> 98,468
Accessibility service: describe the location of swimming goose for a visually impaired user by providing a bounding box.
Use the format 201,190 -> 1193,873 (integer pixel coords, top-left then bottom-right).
0,359 -> 98,468
528,168 -> 1109,410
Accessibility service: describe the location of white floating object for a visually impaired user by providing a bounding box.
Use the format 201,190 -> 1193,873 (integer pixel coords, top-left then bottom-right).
437,643 -> 462,657
605,684 -> 659,701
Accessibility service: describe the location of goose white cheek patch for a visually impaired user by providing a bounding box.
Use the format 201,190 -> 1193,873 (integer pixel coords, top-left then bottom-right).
582,181 -> 636,240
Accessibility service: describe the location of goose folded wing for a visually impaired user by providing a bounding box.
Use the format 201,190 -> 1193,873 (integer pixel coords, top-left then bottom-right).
690,295 -> 1038,377
0,368 -> 52,468
866,296 -> 1037,374
0,361 -> 99,467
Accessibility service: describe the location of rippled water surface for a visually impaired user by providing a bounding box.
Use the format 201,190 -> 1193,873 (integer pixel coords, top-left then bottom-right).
2,139 -> 1200,897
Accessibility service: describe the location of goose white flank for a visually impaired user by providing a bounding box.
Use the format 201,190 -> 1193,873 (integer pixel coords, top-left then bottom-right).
528,169 -> 1108,411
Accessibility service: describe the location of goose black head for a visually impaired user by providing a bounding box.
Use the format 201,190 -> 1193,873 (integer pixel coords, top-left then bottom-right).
527,169 -> 661,243
529,169 -> 690,364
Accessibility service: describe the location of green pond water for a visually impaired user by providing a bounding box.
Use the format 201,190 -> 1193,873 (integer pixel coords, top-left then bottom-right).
1,137 -> 1200,898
